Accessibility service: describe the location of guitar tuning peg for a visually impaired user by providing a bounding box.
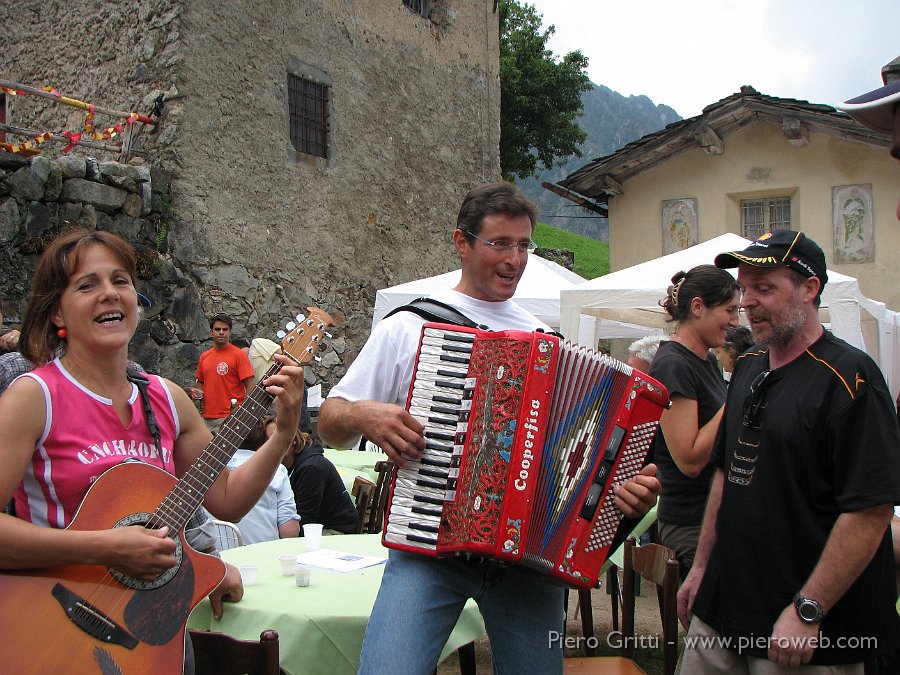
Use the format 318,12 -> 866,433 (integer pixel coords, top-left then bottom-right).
324,331 -> 333,339
276,330 -> 287,339
285,321 -> 297,331
314,355 -> 322,363
318,343 -> 328,352
296,313 -> 306,323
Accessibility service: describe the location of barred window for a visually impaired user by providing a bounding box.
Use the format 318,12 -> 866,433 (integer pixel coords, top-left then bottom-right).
403,0 -> 430,17
288,73 -> 329,159
741,197 -> 791,240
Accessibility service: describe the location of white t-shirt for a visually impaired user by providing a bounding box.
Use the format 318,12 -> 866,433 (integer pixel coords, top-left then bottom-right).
328,289 -> 550,411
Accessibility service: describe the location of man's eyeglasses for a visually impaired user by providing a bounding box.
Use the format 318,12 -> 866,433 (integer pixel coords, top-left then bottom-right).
464,231 -> 537,255
742,369 -> 772,427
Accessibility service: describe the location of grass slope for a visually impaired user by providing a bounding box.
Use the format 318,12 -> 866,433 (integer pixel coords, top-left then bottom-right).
533,222 -> 609,280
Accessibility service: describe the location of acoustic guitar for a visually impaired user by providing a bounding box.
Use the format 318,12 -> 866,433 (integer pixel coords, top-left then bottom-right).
0,307 -> 334,674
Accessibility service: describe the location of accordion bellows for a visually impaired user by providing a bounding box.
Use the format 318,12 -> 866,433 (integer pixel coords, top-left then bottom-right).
383,323 -> 669,589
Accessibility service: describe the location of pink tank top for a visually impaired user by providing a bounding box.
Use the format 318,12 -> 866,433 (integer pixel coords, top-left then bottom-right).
15,359 -> 179,528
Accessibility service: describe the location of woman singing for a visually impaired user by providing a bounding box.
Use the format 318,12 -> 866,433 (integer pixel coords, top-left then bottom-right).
0,229 -> 304,672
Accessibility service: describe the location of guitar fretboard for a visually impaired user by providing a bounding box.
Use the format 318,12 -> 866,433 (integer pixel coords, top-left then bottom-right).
154,361 -> 282,533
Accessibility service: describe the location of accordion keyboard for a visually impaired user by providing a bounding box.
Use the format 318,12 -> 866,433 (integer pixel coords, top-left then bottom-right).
383,327 -> 475,550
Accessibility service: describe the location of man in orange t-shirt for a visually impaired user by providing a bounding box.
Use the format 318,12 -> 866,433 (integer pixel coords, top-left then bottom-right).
192,313 -> 254,432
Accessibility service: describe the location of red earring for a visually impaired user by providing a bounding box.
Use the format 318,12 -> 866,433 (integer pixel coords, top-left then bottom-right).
57,328 -> 68,339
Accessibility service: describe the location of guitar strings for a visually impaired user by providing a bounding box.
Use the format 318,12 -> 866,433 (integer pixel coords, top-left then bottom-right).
69,314 -> 330,636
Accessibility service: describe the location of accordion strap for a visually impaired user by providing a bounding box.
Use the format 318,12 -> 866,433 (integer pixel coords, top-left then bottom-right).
384,297 -> 489,330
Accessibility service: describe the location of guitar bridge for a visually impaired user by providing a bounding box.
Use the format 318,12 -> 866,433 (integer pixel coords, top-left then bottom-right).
52,582 -> 138,649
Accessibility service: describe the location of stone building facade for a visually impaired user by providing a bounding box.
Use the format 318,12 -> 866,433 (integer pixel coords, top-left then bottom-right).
1,0 -> 501,390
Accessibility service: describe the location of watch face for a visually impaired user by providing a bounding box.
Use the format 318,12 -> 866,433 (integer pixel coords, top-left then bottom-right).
796,598 -> 823,623
798,602 -> 818,621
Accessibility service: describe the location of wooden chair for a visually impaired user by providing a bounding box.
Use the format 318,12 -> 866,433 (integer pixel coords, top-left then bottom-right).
361,460 -> 394,534
209,518 -> 244,550
577,520 -> 660,653
576,569 -> 617,657
431,640 -> 476,675
189,628 -> 280,675
351,475 -> 375,499
563,656 -> 646,674
353,477 -> 376,534
565,538 -> 679,675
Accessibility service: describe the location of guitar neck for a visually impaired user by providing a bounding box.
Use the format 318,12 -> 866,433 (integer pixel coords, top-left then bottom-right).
156,362 -> 283,533
150,306 -> 334,534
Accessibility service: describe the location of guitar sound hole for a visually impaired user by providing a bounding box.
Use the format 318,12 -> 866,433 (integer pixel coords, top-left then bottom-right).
108,512 -> 183,590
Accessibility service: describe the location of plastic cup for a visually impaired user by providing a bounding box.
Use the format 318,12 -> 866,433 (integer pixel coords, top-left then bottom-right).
238,563 -> 258,586
303,523 -> 323,551
293,562 -> 312,587
278,553 -> 298,576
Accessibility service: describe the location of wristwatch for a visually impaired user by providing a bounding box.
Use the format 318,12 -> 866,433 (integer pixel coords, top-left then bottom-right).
793,593 -> 826,624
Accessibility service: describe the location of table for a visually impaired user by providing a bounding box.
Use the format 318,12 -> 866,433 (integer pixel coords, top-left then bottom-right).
606,505 -> 657,570
334,465 -> 372,494
188,534 -> 486,675
323,448 -> 388,482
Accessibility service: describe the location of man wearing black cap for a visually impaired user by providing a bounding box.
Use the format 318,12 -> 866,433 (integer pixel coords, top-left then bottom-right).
676,230 -> 900,672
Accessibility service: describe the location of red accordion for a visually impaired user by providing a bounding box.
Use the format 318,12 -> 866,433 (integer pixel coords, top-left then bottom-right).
382,323 -> 669,589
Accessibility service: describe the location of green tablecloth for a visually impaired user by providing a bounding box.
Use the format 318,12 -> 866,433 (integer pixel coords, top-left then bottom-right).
187,534 -> 485,675
334,465 -> 373,494
323,448 -> 388,483
606,505 -> 658,570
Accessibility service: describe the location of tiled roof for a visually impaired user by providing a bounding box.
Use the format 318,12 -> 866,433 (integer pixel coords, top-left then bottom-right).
555,86 -> 890,205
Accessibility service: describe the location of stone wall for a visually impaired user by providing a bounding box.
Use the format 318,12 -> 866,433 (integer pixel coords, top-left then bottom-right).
0,152 -> 216,388
1,0 -> 181,159
1,0 -> 501,393
170,0 -> 502,388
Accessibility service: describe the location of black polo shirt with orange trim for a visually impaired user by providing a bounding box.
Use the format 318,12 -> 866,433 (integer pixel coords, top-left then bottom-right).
692,330 -> 900,664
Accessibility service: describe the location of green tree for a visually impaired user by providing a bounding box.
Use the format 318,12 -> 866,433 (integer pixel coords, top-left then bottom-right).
499,0 -> 591,180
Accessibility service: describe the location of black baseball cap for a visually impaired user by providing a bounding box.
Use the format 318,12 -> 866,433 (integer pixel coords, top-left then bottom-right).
714,230 -> 828,286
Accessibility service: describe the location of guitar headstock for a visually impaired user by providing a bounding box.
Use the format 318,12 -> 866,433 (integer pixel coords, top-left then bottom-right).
277,307 -> 335,366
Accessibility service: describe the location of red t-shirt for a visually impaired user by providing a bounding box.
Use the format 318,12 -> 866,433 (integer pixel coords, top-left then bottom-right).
195,343 -> 254,418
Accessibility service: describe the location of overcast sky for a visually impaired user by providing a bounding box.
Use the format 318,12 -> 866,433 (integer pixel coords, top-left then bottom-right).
524,0 -> 898,119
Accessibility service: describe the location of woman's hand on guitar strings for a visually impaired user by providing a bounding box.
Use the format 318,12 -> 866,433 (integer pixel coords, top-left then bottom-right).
103,525 -> 178,580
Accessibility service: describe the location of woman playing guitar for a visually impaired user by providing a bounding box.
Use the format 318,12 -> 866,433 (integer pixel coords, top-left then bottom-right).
0,229 -> 306,673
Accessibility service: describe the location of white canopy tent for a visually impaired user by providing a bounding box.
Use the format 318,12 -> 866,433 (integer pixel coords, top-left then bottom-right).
373,255 -> 600,345
559,234 -> 899,395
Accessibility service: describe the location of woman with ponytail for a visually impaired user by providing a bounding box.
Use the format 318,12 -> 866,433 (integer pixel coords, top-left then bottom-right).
650,264 -> 741,577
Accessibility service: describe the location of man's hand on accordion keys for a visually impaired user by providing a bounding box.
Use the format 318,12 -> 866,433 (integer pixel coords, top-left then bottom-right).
612,463 -> 661,518
354,401 -> 426,466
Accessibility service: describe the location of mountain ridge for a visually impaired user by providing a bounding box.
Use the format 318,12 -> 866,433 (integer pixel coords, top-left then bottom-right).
518,83 -> 682,241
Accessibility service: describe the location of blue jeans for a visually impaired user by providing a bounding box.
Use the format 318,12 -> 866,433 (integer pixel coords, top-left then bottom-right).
358,549 -> 566,674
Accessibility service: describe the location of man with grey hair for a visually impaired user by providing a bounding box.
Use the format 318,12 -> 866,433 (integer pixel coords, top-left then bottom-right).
626,334 -> 667,372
